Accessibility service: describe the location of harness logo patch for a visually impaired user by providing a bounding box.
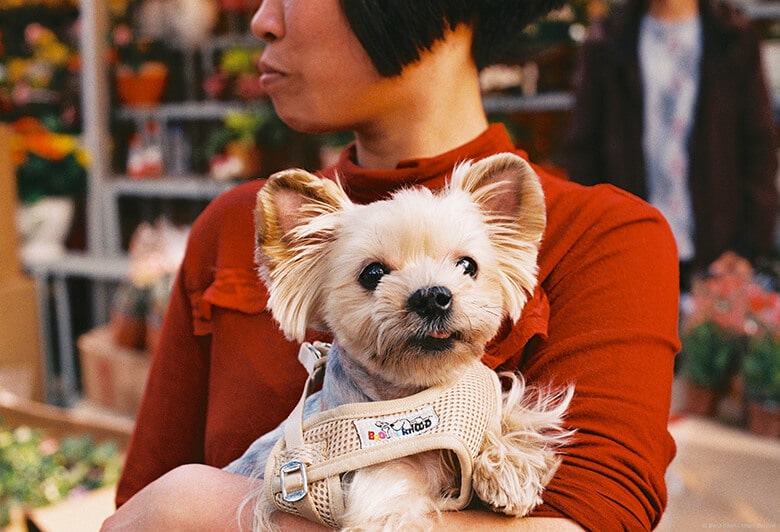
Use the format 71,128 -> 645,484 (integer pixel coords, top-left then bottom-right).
354,405 -> 439,448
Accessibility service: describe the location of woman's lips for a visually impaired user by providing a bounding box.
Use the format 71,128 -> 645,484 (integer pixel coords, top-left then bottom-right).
258,61 -> 285,88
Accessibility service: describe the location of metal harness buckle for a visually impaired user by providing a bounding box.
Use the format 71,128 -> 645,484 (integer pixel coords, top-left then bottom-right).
280,460 -> 309,503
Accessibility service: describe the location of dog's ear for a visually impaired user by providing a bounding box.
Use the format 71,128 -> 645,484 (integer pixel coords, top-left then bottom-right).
255,169 -> 351,341
449,153 -> 546,322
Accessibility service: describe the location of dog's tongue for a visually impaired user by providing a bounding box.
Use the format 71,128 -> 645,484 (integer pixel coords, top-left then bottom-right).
428,330 -> 452,339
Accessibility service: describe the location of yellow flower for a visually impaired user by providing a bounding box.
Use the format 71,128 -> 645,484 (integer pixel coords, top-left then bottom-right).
39,41 -> 71,66
75,146 -> 91,168
6,58 -> 29,83
48,133 -> 78,160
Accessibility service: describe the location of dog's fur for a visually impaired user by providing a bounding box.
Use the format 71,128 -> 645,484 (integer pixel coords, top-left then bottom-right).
232,153 -> 573,531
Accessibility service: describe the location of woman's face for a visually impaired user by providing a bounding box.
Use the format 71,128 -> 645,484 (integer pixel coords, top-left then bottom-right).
251,0 -> 396,134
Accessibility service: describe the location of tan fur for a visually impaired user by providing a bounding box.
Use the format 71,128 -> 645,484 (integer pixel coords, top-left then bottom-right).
253,153 -> 572,531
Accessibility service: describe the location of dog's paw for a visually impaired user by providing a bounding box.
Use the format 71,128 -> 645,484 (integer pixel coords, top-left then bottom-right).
473,374 -> 574,516
472,433 -> 559,516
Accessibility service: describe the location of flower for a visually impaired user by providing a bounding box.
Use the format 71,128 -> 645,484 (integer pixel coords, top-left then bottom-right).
0,422 -> 122,527
681,252 -> 769,337
110,22 -> 168,73
680,252 -> 780,395
0,21 -> 81,125
11,116 -> 88,204
203,46 -> 266,101
126,218 -> 188,289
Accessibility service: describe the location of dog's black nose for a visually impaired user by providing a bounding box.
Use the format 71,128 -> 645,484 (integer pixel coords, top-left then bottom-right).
407,286 -> 452,317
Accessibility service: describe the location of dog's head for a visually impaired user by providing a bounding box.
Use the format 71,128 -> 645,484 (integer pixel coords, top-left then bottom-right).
255,153 -> 545,388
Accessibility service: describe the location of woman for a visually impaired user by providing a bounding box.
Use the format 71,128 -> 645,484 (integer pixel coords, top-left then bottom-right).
564,0 -> 778,285
105,1 -> 679,530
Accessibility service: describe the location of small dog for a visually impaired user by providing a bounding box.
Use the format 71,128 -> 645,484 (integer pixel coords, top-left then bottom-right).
225,152 -> 573,531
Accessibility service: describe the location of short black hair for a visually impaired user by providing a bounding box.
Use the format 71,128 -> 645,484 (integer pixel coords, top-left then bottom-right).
339,0 -> 566,77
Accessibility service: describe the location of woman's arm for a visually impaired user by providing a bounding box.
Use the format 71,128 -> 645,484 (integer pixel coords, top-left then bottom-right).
106,465 -> 327,531
105,465 -> 256,531
103,464 -> 582,531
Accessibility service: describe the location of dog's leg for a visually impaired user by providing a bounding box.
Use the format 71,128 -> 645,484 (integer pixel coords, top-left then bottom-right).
341,451 -> 453,532
472,375 -> 574,516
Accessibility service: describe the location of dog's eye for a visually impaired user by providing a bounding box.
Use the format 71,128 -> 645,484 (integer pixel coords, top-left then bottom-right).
359,262 -> 390,290
456,257 -> 478,278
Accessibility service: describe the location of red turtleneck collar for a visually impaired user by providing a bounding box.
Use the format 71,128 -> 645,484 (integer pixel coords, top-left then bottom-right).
318,124 -> 519,204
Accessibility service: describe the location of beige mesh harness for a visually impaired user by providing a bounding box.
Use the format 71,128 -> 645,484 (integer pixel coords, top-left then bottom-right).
265,342 -> 503,528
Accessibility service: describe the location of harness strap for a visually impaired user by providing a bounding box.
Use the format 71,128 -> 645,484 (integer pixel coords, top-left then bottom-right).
267,342 -> 502,528
277,341 -> 329,526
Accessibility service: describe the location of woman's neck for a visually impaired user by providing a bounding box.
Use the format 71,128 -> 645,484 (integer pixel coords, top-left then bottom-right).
352,25 -> 488,170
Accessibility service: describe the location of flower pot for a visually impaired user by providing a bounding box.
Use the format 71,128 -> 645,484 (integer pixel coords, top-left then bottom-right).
110,313 -> 147,350
210,141 -> 262,181
16,196 -> 75,265
681,379 -> 720,417
109,283 -> 148,350
115,62 -> 168,107
746,400 -> 780,438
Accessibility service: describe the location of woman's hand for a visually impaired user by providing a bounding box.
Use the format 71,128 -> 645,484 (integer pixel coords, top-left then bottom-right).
101,464 -> 255,531
102,464 -> 327,531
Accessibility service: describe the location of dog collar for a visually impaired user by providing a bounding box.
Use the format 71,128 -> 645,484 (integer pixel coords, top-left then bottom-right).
264,342 -> 503,528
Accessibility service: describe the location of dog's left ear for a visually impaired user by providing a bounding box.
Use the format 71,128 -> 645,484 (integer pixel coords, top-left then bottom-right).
449,153 -> 546,322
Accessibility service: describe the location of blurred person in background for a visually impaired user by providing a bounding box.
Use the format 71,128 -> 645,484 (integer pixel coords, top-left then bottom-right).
564,0 -> 778,289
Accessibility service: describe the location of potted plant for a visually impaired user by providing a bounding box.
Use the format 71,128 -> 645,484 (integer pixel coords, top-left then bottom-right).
678,252 -> 753,416
205,109 -> 292,180
741,279 -> 780,437
111,22 -> 169,107
203,46 -> 266,101
742,334 -> 780,437
110,218 -> 188,352
12,117 -> 88,264
679,320 -> 744,415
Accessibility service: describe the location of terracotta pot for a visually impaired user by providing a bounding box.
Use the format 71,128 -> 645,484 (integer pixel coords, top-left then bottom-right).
115,62 -> 168,106
746,401 -> 780,438
681,380 -> 720,417
110,313 -> 146,350
210,141 -> 263,180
